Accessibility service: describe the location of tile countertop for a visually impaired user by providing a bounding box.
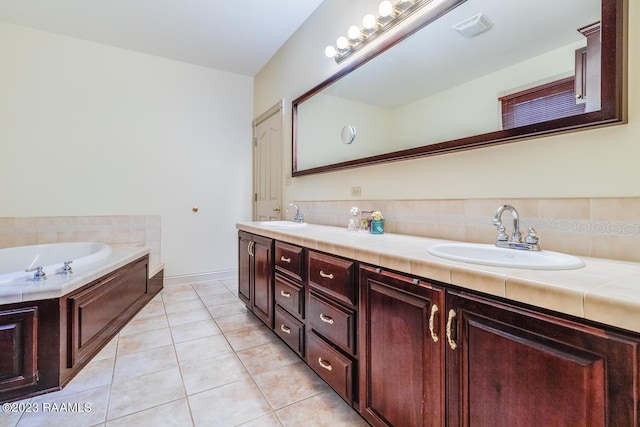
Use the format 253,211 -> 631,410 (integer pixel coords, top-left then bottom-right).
237,222 -> 640,335
0,244 -> 156,305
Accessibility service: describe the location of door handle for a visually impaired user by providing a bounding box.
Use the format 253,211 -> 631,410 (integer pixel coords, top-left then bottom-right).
446,309 -> 458,350
273,207 -> 281,212
429,304 -> 439,343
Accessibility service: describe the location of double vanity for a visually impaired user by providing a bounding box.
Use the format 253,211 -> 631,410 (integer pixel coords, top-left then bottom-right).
237,219 -> 640,426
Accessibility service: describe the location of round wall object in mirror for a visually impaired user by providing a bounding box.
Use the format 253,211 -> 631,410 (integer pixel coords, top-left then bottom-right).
341,125 -> 357,144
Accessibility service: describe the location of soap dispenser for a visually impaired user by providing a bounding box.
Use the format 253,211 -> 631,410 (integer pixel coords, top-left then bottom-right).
348,207 -> 360,232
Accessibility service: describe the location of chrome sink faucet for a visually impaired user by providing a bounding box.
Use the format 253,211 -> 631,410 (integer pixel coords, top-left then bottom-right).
492,205 -> 540,251
286,203 -> 304,223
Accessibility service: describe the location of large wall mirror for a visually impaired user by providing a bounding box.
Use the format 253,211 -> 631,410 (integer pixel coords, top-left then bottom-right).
292,0 -> 625,176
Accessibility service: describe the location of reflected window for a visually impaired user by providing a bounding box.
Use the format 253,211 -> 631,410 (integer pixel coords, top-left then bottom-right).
500,77 -> 585,129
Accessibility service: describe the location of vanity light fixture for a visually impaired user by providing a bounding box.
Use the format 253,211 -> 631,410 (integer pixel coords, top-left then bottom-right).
324,0 -> 450,63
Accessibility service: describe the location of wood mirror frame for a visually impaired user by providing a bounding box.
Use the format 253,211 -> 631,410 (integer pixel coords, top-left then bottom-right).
292,0 -> 626,177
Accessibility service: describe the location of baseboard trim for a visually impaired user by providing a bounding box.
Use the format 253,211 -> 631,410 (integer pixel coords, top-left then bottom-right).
163,270 -> 237,286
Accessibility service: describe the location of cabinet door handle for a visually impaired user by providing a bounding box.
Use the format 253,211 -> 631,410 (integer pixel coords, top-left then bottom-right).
280,256 -> 291,263
446,309 -> 458,350
280,324 -> 291,334
247,241 -> 255,257
319,270 -> 334,279
319,313 -> 334,324
280,290 -> 291,298
318,357 -> 333,371
429,304 -> 439,343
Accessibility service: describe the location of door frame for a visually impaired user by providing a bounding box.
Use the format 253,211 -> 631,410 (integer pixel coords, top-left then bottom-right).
252,99 -> 284,221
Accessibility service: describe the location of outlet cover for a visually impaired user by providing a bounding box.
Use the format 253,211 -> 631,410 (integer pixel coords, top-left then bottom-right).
351,186 -> 362,197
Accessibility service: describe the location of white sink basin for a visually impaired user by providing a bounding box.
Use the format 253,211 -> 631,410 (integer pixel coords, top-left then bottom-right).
427,243 -> 585,270
258,220 -> 307,228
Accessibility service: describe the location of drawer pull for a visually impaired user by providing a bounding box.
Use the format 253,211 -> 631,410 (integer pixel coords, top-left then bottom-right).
429,304 -> 439,343
320,313 -> 334,324
280,290 -> 291,298
318,357 -> 333,371
319,270 -> 334,280
280,324 -> 291,334
446,309 -> 457,350
280,256 -> 291,263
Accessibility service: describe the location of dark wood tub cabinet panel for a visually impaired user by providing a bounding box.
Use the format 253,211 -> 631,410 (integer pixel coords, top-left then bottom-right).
0,299 -> 60,403
67,256 -> 149,368
0,255 -> 161,403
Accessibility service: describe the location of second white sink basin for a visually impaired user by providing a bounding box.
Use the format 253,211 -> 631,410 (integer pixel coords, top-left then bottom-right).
258,220 -> 307,228
427,242 -> 585,270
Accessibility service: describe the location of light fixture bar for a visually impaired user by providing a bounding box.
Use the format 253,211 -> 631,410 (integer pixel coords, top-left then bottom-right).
324,0 -> 464,63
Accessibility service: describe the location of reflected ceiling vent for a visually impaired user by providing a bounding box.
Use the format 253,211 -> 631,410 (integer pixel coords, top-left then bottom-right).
453,13 -> 493,38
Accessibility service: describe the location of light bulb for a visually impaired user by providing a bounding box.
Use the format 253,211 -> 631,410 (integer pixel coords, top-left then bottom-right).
336,36 -> 349,50
324,45 -> 337,58
362,14 -> 376,30
348,25 -> 361,40
378,1 -> 393,17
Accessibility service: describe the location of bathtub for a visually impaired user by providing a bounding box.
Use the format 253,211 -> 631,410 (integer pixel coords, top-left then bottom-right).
0,242 -> 113,284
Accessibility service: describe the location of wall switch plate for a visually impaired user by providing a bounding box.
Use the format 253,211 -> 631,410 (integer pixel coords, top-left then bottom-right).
351,186 -> 362,197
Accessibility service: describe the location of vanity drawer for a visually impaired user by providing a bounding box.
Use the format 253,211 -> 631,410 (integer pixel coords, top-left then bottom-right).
308,291 -> 356,355
275,274 -> 304,319
275,241 -> 304,281
308,251 -> 356,306
274,306 -> 304,357
307,331 -> 354,404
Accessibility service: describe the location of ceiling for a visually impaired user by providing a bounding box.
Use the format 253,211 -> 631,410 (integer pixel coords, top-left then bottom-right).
0,0 -> 325,76
326,0 -> 600,108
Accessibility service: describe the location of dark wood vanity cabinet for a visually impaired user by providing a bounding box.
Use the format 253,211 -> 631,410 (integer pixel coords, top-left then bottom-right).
359,266 -> 445,427
237,231 -> 640,425
445,290 -> 640,426
273,241 -> 306,356
306,250 -> 358,405
238,231 -> 274,328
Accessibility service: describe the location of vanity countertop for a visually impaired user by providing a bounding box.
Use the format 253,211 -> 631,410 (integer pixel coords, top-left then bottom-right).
0,244 -> 155,305
237,222 -> 640,334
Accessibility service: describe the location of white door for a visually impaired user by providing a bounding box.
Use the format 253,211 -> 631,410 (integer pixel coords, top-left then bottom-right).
253,101 -> 283,221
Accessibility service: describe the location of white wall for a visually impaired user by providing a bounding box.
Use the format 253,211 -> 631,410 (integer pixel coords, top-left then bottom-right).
255,0 -> 639,202
0,22 -> 254,277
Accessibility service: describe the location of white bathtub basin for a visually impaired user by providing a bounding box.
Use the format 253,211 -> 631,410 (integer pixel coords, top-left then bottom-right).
0,242 -> 113,284
427,242 -> 585,270
258,221 -> 307,228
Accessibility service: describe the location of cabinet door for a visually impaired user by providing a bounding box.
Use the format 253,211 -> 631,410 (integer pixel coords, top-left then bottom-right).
0,307 -> 38,392
238,232 -> 252,306
359,265 -> 445,427
251,235 -> 274,328
446,290 -> 640,426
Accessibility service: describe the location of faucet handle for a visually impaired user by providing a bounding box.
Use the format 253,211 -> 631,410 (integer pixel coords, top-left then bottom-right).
496,225 -> 509,242
525,228 -> 539,244
60,260 -> 73,275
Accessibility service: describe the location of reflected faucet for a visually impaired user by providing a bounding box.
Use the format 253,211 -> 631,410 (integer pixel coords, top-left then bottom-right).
492,205 -> 540,251
286,203 -> 304,223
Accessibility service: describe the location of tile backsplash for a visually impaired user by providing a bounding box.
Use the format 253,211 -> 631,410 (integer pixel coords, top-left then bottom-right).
0,215 -> 161,269
293,198 -> 640,263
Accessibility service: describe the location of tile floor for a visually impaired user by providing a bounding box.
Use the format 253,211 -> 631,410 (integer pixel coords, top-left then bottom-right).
0,279 -> 368,427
